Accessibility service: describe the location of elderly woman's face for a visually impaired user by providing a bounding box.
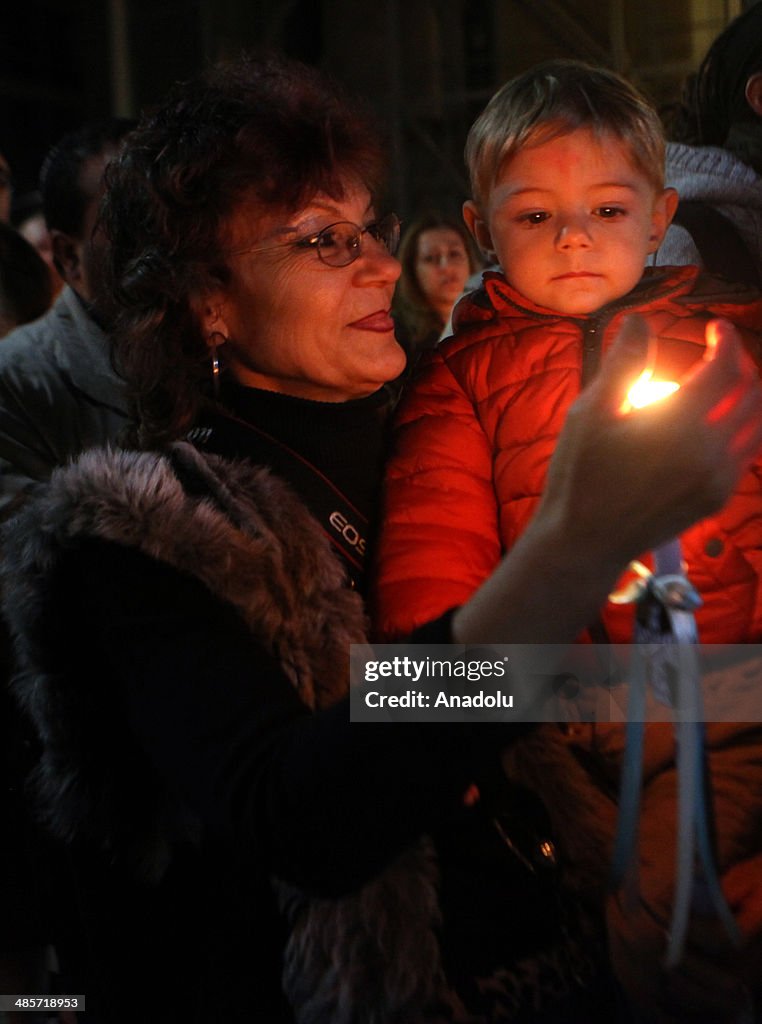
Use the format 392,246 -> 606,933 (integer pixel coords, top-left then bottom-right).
203,182 -> 405,401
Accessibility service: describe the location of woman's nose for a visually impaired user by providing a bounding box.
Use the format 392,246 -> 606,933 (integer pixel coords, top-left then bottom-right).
356,245 -> 401,284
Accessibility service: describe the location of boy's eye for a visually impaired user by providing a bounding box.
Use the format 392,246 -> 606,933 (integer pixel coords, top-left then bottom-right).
518,211 -> 550,226
595,206 -> 626,219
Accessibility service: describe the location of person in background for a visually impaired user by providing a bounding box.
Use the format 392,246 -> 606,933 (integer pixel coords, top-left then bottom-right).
374,59 -> 762,1023
2,53 -> 760,1024
0,222 -> 52,337
0,151 -> 11,223
0,118 -> 132,1022
658,4 -> 762,280
12,191 -> 64,301
0,117 -> 133,511
392,211 -> 480,362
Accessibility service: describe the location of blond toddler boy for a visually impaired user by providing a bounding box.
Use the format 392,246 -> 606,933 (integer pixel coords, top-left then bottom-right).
375,60 -> 762,1023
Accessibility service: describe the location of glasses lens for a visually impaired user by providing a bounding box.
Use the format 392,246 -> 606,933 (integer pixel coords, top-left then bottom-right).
370,214 -> 400,257
316,222 -> 361,267
315,215 -> 401,266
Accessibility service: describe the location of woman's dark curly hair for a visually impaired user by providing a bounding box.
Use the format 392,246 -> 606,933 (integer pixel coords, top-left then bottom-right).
669,5 -> 762,147
392,212 -> 480,353
102,52 -> 387,447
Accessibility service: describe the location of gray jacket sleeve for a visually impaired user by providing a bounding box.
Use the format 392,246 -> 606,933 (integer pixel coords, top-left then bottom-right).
654,223 -> 703,269
0,289 -> 127,514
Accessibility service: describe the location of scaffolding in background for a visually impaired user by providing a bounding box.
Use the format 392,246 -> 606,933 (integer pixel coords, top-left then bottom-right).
0,0 -> 755,214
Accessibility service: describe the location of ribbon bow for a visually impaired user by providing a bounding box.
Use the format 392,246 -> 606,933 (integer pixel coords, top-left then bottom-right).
609,540 -> 741,966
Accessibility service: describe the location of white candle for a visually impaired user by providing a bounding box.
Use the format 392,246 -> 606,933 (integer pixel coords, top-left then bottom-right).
624,369 -> 679,411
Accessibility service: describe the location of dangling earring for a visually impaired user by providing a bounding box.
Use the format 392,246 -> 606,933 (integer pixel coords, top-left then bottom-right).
207,331 -> 226,400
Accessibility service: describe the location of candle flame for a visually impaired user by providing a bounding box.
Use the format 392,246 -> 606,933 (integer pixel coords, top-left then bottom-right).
624,369 -> 679,410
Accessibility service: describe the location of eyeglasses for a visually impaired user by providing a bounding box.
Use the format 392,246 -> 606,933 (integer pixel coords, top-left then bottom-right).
233,213 -> 401,268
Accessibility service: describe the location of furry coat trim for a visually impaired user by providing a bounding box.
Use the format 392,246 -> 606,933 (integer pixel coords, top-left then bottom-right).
1,442 -> 469,1023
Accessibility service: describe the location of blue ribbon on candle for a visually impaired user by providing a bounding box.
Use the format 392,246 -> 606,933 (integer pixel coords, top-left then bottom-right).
610,539 -> 741,966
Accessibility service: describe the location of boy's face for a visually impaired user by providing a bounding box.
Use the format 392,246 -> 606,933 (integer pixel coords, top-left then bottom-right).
463,127 -> 677,315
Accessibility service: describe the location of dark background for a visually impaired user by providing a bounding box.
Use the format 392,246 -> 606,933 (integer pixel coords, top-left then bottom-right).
1,0 -> 756,223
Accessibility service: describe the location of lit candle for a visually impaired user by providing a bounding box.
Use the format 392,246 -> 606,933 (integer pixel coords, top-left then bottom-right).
619,368 -> 686,615
622,371 -> 683,577
623,369 -> 679,411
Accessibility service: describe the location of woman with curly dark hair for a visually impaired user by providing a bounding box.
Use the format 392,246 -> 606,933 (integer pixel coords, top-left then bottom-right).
2,52 -> 761,1024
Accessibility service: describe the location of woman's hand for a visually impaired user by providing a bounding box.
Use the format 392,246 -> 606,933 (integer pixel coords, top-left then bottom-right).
542,315 -> 762,566
453,316 -> 762,645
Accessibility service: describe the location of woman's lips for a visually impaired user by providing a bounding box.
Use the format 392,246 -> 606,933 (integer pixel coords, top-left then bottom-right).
349,311 -> 395,331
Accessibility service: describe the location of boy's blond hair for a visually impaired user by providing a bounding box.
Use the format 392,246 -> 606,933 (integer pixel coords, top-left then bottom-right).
466,59 -> 666,210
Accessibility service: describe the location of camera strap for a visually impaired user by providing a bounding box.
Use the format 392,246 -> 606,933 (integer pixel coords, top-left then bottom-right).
187,409 -> 368,589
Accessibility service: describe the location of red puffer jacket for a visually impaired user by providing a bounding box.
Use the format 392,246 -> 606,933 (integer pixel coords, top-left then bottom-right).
373,265 -> 762,643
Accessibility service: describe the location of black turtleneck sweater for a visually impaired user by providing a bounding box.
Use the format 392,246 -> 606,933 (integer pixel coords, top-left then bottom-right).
193,382 -> 393,590
208,382 -> 391,516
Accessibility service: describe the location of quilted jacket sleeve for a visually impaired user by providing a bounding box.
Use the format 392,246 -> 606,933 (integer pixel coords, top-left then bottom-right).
372,349 -> 501,639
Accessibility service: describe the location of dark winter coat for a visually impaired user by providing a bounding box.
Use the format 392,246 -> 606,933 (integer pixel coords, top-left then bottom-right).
3,439 -> 613,1023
